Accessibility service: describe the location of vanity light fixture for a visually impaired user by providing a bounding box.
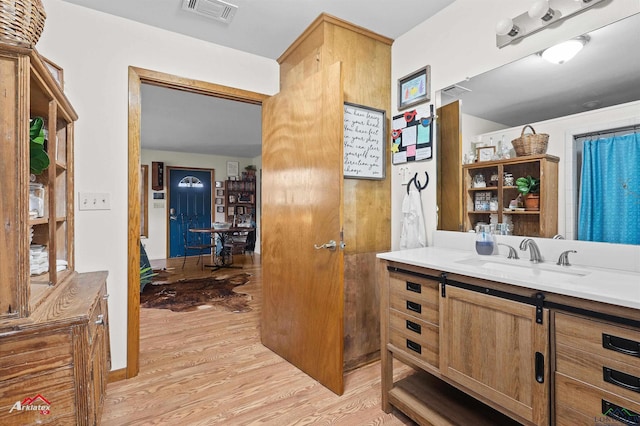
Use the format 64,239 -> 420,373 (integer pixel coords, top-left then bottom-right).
541,36 -> 589,64
496,0 -> 605,48
528,0 -> 555,21
496,18 -> 520,37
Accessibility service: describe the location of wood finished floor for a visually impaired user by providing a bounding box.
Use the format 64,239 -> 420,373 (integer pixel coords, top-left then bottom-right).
101,254 -> 415,425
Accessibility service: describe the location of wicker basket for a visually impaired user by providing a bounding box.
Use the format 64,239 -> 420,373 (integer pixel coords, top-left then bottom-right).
0,0 -> 46,48
511,125 -> 549,156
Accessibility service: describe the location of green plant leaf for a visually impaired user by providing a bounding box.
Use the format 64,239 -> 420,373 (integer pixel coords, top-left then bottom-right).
29,117 -> 50,175
30,141 -> 50,175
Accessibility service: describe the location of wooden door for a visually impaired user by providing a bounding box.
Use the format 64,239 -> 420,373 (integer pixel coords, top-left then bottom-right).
440,285 -> 550,425
261,62 -> 345,395
436,100 -> 463,231
167,168 -> 213,258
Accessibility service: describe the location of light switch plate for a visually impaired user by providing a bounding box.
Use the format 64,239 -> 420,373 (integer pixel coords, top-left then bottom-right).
79,192 -> 111,210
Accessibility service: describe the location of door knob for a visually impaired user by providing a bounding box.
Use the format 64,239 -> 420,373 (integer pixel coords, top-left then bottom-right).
314,240 -> 337,251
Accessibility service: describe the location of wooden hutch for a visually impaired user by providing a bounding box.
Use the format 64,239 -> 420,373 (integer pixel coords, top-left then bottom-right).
0,45 -> 110,425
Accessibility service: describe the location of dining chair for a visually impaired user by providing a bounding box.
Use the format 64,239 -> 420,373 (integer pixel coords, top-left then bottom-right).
182,217 -> 214,270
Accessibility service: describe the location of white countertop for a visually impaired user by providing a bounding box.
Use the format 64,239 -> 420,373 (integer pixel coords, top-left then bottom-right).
378,247 -> 640,311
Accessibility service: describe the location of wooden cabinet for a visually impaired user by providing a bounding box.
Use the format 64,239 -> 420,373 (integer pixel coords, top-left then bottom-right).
0,45 -> 110,425
440,285 -> 549,425
0,47 -> 76,319
381,264 -> 524,425
225,179 -> 255,225
554,312 -> 640,425
381,259 -> 640,426
0,271 -> 110,425
462,154 -> 559,237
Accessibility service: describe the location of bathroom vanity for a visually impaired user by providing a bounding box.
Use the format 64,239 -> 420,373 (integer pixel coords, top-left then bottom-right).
378,245 -> 640,425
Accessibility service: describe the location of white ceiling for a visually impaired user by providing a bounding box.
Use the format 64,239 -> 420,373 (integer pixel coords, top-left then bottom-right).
59,0 -> 455,158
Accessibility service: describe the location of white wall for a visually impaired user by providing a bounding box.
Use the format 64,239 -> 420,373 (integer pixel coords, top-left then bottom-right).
390,0 -> 640,250
140,149 -> 261,260
37,0 -> 278,370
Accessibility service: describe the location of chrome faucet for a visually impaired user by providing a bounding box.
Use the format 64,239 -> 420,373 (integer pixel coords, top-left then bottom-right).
497,243 -> 519,259
557,250 -> 577,266
519,238 -> 543,263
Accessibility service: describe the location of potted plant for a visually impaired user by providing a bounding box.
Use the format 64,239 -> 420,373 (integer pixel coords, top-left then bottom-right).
516,175 -> 540,210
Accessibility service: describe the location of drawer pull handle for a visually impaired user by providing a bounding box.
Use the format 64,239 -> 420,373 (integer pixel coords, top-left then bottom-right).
602,399 -> 640,425
95,314 -> 104,325
406,339 -> 422,354
406,301 -> 422,314
103,294 -> 110,300
604,367 -> 640,393
603,334 -> 640,358
406,320 -> 421,334
535,352 -> 544,384
406,282 -> 421,293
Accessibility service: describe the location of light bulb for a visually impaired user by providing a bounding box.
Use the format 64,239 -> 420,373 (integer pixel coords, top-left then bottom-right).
541,38 -> 587,64
496,18 -> 519,37
528,0 -> 555,21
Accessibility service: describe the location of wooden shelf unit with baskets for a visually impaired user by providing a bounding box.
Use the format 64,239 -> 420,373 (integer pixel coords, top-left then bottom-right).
0,44 -> 110,424
462,154 -> 559,237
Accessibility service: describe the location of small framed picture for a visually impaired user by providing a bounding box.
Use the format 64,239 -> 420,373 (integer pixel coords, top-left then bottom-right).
216,189 -> 224,196
215,181 -> 223,188
398,65 -> 430,110
227,161 -> 239,177
41,55 -> 64,90
476,146 -> 496,162
215,198 -> 223,205
228,195 -> 236,204
216,206 -> 224,213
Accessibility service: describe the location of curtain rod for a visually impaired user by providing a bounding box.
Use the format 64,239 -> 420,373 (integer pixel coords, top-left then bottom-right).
573,123 -> 640,140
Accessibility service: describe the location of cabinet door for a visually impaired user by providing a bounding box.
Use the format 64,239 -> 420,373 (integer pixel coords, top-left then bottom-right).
441,286 -> 549,425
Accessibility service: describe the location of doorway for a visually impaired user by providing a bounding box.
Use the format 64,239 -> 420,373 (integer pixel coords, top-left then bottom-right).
126,66 -> 268,379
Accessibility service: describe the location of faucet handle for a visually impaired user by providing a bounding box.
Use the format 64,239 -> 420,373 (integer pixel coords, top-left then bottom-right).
557,250 -> 577,266
498,243 -> 519,259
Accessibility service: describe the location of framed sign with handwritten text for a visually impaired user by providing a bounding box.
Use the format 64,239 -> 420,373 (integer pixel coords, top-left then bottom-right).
343,102 -> 386,179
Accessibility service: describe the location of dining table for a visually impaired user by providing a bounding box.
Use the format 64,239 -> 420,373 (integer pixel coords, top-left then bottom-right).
188,227 -> 255,270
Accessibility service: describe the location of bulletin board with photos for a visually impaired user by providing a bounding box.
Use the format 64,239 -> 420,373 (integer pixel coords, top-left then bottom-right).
391,104 -> 434,164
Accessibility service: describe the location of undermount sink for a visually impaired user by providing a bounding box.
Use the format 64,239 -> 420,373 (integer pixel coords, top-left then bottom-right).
455,257 -> 590,281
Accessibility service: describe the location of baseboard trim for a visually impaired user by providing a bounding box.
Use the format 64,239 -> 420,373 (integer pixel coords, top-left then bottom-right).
108,368 -> 128,383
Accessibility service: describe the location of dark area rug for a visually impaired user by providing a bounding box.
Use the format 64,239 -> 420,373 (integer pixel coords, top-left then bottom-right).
140,272 -> 252,313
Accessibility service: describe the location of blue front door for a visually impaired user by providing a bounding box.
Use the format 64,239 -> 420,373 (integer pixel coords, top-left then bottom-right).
168,168 -> 213,258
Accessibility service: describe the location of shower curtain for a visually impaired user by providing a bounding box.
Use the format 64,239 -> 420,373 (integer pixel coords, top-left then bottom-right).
578,132 -> 640,245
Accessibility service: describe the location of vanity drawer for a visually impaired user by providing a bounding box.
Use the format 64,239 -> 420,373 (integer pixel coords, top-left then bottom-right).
388,273 -> 439,325
557,342 -> 640,404
555,312 -> 640,367
555,372 -> 640,425
389,309 -> 439,367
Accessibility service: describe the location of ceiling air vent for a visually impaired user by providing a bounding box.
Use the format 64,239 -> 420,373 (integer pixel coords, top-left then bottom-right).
442,84 -> 472,98
181,0 -> 238,24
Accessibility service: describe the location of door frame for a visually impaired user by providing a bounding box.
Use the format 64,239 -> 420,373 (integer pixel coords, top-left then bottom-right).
125,66 -> 268,380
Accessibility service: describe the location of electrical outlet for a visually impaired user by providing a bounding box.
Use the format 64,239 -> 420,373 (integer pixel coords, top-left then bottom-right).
79,192 -> 111,210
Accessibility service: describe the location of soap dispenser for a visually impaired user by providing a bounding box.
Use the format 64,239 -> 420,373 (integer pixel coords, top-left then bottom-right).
475,224 -> 496,255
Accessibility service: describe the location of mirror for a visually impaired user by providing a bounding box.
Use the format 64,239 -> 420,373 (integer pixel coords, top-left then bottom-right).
436,13 -> 640,244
